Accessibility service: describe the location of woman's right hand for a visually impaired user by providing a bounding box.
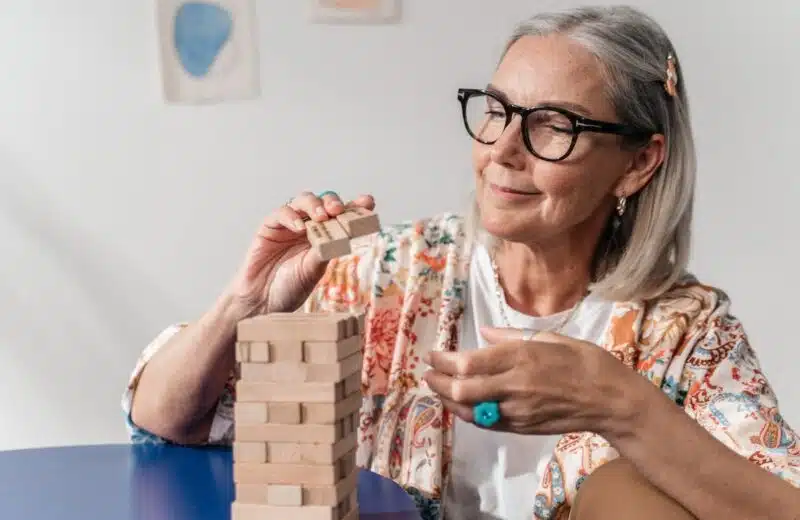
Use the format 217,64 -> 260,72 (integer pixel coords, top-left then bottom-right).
222,191 -> 376,320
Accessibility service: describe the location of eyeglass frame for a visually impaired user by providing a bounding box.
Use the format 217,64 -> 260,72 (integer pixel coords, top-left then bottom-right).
457,88 -> 655,162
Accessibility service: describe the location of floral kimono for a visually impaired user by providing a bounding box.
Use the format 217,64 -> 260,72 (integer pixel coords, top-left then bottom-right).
123,213 -> 800,520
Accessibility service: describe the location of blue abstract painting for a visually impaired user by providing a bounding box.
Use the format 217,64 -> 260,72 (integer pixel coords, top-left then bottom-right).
157,0 -> 259,103
173,2 -> 233,78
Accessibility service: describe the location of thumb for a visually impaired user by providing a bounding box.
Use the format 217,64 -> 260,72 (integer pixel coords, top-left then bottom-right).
479,326 -> 532,344
479,327 -> 567,344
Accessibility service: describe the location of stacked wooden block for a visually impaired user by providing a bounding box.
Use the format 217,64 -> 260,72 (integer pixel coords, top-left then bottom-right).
306,207 -> 381,260
232,311 -> 365,520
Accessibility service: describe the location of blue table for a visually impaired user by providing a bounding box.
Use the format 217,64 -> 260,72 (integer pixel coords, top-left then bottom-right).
0,443 -> 421,519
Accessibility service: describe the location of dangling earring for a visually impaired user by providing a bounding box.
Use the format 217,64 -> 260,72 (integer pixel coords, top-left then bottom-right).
616,196 -> 627,217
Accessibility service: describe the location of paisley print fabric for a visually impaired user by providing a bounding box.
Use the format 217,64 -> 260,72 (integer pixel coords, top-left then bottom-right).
122,213 -> 800,519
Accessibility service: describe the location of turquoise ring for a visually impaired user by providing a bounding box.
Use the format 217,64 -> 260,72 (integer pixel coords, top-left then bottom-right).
317,190 -> 339,199
473,401 -> 501,428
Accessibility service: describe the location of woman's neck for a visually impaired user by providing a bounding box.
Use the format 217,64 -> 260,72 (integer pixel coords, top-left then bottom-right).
494,237 -> 595,318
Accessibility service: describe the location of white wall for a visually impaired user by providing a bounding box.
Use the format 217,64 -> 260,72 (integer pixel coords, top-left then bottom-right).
0,0 -> 797,450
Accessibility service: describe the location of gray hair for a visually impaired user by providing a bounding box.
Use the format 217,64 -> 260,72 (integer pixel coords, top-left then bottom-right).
468,5 -> 695,302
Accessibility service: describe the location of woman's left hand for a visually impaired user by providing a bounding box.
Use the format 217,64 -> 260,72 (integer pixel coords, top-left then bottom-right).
422,327 -> 646,437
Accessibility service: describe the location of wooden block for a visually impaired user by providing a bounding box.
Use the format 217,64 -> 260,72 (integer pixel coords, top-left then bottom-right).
235,422 -> 344,443
302,391 -> 362,424
354,313 -> 366,334
240,362 -> 307,383
238,313 -> 352,342
303,335 -> 362,364
268,340 -> 303,362
249,342 -> 270,363
336,489 -> 358,520
268,402 -> 301,424
266,485 -> 302,506
234,484 -> 269,504
306,352 -> 362,382
343,413 -> 354,436
348,491 -> 358,514
306,218 -> 351,261
338,449 -> 356,480
234,402 -> 268,424
234,469 -> 358,507
239,352 -> 360,384
267,434 -> 356,465
335,207 -> 380,238
342,371 -> 361,397
344,315 -> 359,337
302,469 -> 359,506
236,380 -> 340,403
231,501 -> 337,520
234,461 -> 339,486
340,507 -> 358,520
233,442 -> 267,463
235,342 -> 250,362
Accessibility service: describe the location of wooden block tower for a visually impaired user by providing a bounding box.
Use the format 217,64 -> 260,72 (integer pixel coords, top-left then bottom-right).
232,312 -> 364,520
230,208 -> 379,520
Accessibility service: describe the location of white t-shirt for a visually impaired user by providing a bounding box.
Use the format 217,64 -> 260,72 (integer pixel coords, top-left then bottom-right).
443,243 -> 615,520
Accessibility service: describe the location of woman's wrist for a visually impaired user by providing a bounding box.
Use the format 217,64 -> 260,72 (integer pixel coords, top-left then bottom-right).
209,289 -> 255,339
597,370 -> 664,444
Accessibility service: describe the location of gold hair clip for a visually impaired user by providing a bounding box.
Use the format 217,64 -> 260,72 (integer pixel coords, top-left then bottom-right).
665,53 -> 678,97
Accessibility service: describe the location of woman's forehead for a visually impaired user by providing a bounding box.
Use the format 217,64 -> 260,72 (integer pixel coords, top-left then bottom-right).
491,34 -> 609,113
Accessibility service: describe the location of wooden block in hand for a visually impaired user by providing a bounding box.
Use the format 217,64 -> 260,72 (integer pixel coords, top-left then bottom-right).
335,207 -> 380,239
306,218 -> 351,261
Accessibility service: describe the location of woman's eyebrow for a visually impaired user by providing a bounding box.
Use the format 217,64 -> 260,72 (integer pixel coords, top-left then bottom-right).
486,83 -> 593,116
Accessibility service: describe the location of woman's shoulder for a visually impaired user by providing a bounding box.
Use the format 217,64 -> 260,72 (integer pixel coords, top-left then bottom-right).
643,273 -> 736,326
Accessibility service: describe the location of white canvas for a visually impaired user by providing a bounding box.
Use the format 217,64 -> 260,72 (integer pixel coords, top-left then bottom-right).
156,0 -> 260,104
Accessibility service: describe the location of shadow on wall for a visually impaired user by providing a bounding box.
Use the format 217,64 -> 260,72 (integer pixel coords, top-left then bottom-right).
0,153 -> 177,372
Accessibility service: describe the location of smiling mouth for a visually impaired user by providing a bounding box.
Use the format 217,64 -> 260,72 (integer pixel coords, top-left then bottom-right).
489,182 -> 540,196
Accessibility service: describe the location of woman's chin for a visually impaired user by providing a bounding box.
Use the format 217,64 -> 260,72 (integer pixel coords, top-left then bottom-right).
479,212 -> 533,243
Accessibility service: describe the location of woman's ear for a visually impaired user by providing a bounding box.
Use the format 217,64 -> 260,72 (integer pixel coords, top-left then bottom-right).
613,134 -> 666,197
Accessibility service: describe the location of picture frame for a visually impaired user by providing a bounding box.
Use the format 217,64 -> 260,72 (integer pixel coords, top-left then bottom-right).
155,0 -> 260,104
307,0 -> 401,24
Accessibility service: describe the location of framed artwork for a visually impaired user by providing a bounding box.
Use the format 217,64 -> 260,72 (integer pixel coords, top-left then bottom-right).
155,0 -> 260,104
308,0 -> 401,24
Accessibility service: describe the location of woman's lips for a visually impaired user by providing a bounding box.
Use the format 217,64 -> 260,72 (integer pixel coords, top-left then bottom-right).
489,182 -> 540,201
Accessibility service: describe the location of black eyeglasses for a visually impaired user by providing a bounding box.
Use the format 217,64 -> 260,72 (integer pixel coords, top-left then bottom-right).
457,88 -> 654,162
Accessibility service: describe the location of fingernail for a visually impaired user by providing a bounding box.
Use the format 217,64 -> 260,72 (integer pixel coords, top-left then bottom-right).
294,219 -> 305,231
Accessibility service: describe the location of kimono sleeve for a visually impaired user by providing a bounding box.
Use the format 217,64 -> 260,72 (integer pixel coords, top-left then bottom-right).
681,313 -> 800,487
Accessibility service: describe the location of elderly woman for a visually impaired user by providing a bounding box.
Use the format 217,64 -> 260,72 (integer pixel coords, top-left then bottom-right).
123,5 -> 800,520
